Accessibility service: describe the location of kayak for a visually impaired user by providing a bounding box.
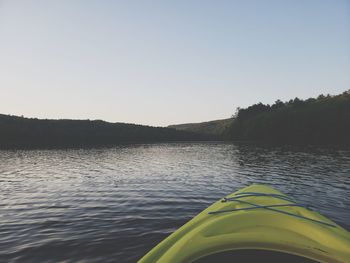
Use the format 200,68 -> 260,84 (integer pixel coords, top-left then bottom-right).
138,184 -> 350,263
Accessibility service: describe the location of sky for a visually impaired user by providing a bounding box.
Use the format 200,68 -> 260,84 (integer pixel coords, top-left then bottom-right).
0,0 -> 349,126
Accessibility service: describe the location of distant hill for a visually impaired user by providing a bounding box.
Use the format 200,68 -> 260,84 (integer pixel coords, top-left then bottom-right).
168,118 -> 234,138
3,90 -> 349,148
225,91 -> 350,145
0,114 -> 214,149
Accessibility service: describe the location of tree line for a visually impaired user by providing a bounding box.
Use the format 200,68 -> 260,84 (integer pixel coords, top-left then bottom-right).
0,115 -> 213,149
224,90 -> 350,145
2,90 -> 349,148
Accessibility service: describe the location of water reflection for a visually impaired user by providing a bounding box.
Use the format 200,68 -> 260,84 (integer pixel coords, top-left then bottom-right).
0,143 -> 349,262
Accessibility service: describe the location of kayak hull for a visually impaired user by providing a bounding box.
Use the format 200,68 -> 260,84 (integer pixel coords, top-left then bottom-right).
139,184 -> 350,263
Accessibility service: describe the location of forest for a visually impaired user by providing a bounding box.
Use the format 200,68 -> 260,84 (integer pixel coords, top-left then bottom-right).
0,115 -> 212,149
224,91 -> 350,145
2,91 -> 349,148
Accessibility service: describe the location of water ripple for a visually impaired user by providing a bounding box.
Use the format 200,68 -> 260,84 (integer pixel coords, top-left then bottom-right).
0,143 -> 349,262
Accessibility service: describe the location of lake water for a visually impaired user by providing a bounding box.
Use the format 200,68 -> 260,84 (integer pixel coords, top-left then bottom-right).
1,142 -> 349,262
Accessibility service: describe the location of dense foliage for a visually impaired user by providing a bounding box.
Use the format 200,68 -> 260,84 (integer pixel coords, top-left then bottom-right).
168,118 -> 234,138
225,91 -> 350,145
2,91 -> 349,148
0,115 -> 212,149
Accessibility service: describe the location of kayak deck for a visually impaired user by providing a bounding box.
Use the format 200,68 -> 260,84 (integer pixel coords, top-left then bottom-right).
139,184 -> 350,263
193,249 -> 318,263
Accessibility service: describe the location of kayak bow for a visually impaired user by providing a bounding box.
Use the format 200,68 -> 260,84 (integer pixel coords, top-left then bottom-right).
139,184 -> 350,263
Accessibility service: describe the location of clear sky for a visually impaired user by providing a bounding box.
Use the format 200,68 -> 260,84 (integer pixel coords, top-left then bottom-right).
1,0 -> 349,126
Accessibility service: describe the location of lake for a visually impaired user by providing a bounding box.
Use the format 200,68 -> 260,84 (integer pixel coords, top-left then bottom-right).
0,142 -> 349,262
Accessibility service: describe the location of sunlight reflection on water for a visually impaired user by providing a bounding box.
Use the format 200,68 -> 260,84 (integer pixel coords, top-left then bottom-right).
0,143 -> 349,262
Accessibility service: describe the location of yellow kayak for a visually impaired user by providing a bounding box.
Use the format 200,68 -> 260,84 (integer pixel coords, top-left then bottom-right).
139,184 -> 350,263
